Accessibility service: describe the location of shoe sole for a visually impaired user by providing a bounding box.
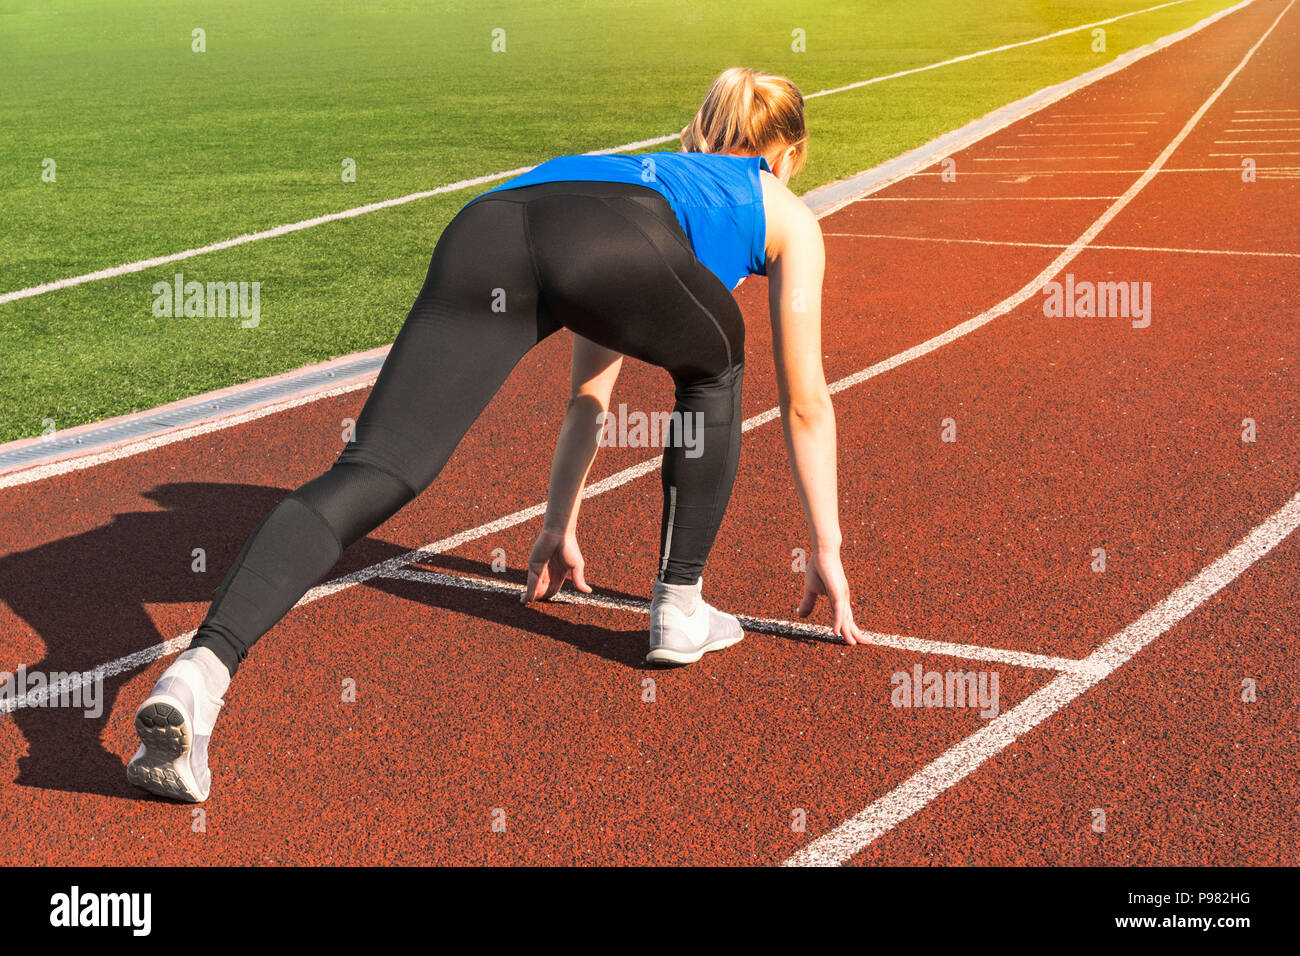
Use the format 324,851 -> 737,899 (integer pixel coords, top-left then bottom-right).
645,631 -> 744,666
126,696 -> 208,803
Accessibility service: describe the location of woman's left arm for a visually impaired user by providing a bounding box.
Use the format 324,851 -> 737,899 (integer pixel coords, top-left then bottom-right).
521,335 -> 623,602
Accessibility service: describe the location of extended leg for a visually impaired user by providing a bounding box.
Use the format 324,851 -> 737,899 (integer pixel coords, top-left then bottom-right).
190,197 -> 548,677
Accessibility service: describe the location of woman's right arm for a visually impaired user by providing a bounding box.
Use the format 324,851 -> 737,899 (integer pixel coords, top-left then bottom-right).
762,173 -> 866,643
521,335 -> 623,602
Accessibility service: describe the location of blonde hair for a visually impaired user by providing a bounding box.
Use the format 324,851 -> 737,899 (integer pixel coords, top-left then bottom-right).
681,68 -> 809,177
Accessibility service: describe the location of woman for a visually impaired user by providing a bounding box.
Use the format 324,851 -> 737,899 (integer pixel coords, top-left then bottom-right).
127,67 -> 865,803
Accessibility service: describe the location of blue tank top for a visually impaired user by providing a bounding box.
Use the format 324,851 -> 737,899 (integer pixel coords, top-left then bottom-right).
477,151 -> 771,290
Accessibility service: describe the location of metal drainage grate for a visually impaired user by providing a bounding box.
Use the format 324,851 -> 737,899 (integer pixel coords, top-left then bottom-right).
0,353 -> 387,470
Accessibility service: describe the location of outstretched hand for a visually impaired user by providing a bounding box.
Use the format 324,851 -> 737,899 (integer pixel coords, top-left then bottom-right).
521,528 -> 592,603
797,549 -> 867,644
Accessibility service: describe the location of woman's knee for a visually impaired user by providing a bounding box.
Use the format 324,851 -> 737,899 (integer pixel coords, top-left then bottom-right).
291,462 -> 415,550
673,356 -> 744,403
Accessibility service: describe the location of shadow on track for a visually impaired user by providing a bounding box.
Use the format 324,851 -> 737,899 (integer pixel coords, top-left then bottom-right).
1,481 -> 656,799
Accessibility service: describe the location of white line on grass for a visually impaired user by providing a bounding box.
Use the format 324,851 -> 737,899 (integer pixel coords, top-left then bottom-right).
1032,120 -> 1161,125
784,0 -> 1299,867
0,168 -> 538,307
803,1 -> 1194,100
0,0 -> 1201,308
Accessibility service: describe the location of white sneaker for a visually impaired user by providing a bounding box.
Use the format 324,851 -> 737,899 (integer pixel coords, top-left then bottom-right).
126,647 -> 227,802
646,577 -> 744,665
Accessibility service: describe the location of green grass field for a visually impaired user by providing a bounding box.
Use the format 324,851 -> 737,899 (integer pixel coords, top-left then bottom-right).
0,0 -> 1240,442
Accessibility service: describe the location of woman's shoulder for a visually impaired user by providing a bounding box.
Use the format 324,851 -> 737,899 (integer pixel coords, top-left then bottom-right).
760,171 -> 819,258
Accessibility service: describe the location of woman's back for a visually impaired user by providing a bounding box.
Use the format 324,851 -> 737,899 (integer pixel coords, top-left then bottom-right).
482,150 -> 770,291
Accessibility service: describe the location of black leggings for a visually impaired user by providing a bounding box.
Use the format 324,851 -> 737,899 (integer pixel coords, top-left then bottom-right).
192,180 -> 746,676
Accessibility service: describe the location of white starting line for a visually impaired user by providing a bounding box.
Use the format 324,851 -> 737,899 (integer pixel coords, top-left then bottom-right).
382,568 -> 1094,675
0,564 -> 1086,715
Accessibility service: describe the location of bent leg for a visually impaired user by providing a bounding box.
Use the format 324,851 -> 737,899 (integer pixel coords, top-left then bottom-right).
658,362 -> 744,584
525,186 -> 747,586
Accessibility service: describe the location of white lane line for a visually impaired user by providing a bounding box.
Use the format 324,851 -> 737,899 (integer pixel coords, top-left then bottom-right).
0,163 -> 531,307
1051,111 -> 1166,116
910,165 -> 1299,174
0,633 -> 195,714
855,195 -> 1121,200
1,0 -> 1252,495
996,144 -> 1136,148
0,1 -> 1200,310
0,0 -> 1264,685
973,156 -> 1123,160
784,0 -> 1299,868
1220,126 -> 1300,130
823,232 -> 1300,259
1214,138 -> 1300,142
379,569 -> 1090,674
1234,108 -> 1300,112
1033,120 -> 1161,126
1228,117 -> 1300,121
735,616 -> 1097,675
1210,150 -> 1300,154
785,486 -> 1300,867
0,556 -> 1090,714
1017,131 -> 1151,135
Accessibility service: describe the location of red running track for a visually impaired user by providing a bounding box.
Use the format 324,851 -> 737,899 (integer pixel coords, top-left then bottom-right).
0,0 -> 1296,865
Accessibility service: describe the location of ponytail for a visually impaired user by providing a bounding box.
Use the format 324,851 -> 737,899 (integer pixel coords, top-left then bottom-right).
681,67 -> 809,176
